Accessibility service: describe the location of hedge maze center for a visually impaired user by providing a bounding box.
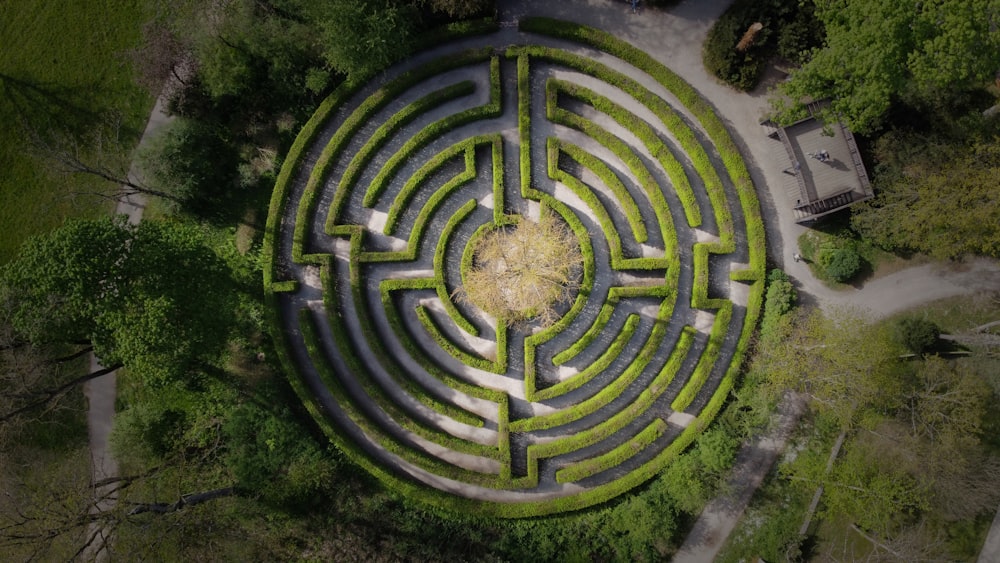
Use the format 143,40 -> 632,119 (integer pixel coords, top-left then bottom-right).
264,19 -> 765,517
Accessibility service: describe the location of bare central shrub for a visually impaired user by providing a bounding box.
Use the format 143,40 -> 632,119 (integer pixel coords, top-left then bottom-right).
457,211 -> 582,327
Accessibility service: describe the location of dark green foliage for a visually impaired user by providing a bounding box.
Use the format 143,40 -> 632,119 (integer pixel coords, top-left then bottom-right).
223,404 -> 339,508
139,118 -> 243,223
111,401 -> 188,463
702,0 -> 822,91
308,0 -> 420,78
818,243 -> 861,283
892,317 -> 940,354
416,0 -> 492,18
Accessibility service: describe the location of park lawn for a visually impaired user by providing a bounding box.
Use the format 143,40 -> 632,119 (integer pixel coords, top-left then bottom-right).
0,0 -> 155,263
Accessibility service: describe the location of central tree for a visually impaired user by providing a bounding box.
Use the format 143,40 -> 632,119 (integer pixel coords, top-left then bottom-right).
456,210 -> 582,327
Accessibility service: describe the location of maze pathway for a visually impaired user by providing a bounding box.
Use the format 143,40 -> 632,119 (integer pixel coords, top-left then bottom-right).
264,19 -> 765,517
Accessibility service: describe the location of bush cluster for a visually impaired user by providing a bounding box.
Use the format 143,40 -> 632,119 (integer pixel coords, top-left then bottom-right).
817,242 -> 862,282
702,0 -> 823,91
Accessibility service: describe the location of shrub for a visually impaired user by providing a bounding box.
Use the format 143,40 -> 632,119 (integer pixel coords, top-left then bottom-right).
764,269 -> 797,318
892,317 -> 940,354
702,0 -> 823,91
139,118 -> 242,222
818,244 -> 862,282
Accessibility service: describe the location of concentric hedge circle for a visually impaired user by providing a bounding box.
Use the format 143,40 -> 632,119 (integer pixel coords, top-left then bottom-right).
263,19 -> 765,517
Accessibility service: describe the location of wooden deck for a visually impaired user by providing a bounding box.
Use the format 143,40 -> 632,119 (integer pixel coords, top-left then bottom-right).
768,107 -> 874,223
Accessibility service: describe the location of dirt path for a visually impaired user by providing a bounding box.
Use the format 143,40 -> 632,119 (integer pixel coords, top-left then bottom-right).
81,85 -> 172,562
673,392 -> 807,563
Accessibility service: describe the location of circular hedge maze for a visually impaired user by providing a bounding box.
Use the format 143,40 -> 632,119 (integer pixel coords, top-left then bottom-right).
264,18 -> 765,517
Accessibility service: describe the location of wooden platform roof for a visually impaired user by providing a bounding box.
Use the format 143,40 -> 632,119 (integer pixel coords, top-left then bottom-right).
763,104 -> 874,224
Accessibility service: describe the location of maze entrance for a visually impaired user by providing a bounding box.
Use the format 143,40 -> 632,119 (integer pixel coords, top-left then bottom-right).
264,19 -> 765,517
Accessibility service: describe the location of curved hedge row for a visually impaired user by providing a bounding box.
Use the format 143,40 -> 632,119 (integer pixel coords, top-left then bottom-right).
263,17 -> 766,518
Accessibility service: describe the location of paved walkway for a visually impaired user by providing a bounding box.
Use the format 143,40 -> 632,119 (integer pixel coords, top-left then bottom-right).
979,506 -> 1000,563
673,392 -> 807,563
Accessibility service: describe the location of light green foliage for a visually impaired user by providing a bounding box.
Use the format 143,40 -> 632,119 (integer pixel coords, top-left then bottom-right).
761,269 -> 797,336
0,217 -> 236,386
757,308 -> 903,428
776,0 -> 1000,133
903,356 -> 992,446
822,437 -> 930,537
852,133 -> 1000,259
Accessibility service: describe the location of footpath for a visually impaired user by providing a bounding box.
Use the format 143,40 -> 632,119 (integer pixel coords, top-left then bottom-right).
81,82 -> 171,562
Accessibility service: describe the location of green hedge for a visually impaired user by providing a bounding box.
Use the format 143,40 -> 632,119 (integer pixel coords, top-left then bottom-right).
547,138 -> 670,271
296,47 -> 494,261
531,313 -> 640,401
556,138 -> 647,243
520,18 -> 765,279
513,307 -> 682,434
552,301 -> 616,365
432,197 -> 482,336
671,302 -> 732,412
380,278 -> 508,389
336,80 -> 475,213
300,304 -> 506,486
321,258 -> 489,428
549,78 -> 702,228
263,17 -> 767,519
385,140 -> 474,236
360,135 -> 497,263
358,56 -> 502,211
556,418 -> 667,484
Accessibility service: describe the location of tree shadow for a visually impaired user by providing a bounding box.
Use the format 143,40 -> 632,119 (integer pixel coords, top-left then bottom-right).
0,71 -> 105,140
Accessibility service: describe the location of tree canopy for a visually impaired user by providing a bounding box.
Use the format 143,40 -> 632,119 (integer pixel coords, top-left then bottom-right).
775,0 -> 1000,133
755,307 -> 904,428
851,131 -> 1000,259
0,217 -> 236,386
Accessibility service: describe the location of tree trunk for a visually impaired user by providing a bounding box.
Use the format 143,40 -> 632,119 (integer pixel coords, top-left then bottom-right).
49,346 -> 94,364
0,362 -> 122,422
126,487 -> 235,516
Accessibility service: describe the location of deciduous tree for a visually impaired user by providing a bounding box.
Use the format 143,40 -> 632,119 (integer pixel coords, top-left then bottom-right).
756,308 -> 904,428
774,0 -> 1000,133
0,217 -> 236,387
851,134 -> 1000,259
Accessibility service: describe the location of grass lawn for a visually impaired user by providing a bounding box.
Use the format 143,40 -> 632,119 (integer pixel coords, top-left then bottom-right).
0,0 -> 155,263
